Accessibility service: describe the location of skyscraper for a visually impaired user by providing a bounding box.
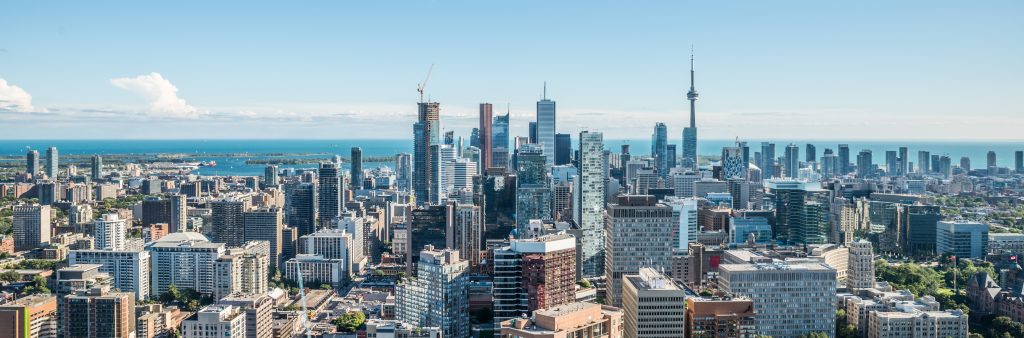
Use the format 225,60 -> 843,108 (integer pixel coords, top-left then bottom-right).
26,150 -> 39,176
516,144 -> 551,233
1016,150 -> 1023,173
395,153 -> 412,192
577,131 -> 606,278
396,247 -> 470,338
45,146 -> 58,178
838,144 -> 851,175
536,84 -> 556,167
318,162 -> 341,226
918,150 -> 931,174
93,213 -> 128,251
211,199 -> 247,247
554,133 -> 571,165
805,143 -> 816,164
652,123 -> 669,177
666,144 -> 677,169
848,240 -> 875,289
62,287 -> 135,338
91,155 -> 103,181
784,144 -> 799,178
350,147 -> 363,190
721,147 -> 745,180
13,204 -> 51,251
987,150 -> 997,175
288,182 -> 317,236
857,149 -> 873,178
263,165 -> 278,188
769,181 -> 829,245
604,195 -> 674,307
479,103 -> 493,171
760,142 -> 776,178
682,54 -> 699,171
899,146 -> 909,176
243,206 -> 284,268
622,268 -> 687,338
491,233 -> 577,323
886,150 -> 899,177
414,101 -> 441,204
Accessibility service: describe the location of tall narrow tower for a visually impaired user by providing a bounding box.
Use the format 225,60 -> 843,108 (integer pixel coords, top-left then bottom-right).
682,53 -> 699,170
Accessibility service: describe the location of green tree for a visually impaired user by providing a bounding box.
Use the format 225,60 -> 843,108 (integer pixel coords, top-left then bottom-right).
24,275 -> 50,295
333,311 -> 366,332
0,270 -> 20,283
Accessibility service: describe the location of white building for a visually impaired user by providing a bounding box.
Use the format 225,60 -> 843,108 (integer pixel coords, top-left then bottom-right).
577,131 -> 606,278
622,268 -> 686,338
867,310 -> 968,338
299,228 -> 357,277
848,240 -> 876,289
718,259 -> 837,338
284,254 -> 346,289
93,213 -> 128,251
214,241 -> 271,299
988,233 -> 1024,255
180,304 -> 247,338
145,232 -> 226,296
666,198 -> 698,251
68,249 -> 151,300
936,221 -> 989,259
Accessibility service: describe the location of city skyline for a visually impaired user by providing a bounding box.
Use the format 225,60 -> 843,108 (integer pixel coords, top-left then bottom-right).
1,1 -> 1022,140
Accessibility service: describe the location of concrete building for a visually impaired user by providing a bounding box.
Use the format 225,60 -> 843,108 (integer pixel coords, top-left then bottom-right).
717,259 -> 837,337
61,287 -> 136,338
604,195 -> 675,307
69,249 -> 152,301
217,294 -> 274,338
936,221 -> 989,259
492,233 -> 577,323
866,310 -> 968,338
621,268 -> 686,338
364,319 -> 441,338
243,206 -> 284,267
92,213 -> 128,251
446,203 -> 482,270
13,204 -> 51,251
181,305 -> 246,338
686,295 -> 756,338
848,240 -> 876,289
297,228 -> 354,278
988,233 -> 1024,255
45,146 -> 58,178
498,302 -> 623,338
214,241 -> 271,299
396,246 -> 469,338
577,130 -> 606,278
0,294 -> 57,338
145,232 -> 226,296
284,254 -> 346,289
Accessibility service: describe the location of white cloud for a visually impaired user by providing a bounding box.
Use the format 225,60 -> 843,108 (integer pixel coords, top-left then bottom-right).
110,72 -> 199,118
0,78 -> 39,112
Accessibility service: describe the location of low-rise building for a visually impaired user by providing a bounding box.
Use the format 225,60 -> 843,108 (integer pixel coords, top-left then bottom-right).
498,302 -> 623,338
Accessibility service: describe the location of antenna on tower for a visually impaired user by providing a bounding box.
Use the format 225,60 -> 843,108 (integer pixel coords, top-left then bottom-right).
543,82 -> 547,100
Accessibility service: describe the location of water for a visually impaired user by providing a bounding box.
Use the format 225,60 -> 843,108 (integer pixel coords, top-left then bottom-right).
1,139 -> 1021,176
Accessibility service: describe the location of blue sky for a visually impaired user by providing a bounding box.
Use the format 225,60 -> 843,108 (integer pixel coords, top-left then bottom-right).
1,1 -> 1022,140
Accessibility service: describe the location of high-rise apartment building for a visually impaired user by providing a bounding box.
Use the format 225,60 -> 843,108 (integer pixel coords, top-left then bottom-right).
350,147 -> 363,190
622,268 -> 686,338
0,294 -> 57,338
857,149 -> 873,178
446,203 -> 482,269
759,142 -> 775,178
211,198 -> 248,247
652,123 -> 669,177
214,241 -> 270,299
516,144 -> 551,233
180,305 -> 246,338
838,144 -> 851,175
414,102 -> 441,203
45,146 -> 58,178
68,249 -> 151,301
686,295 -> 756,338
721,147 -> 745,180
806,143 -> 817,164
498,302 -> 623,338
243,206 -> 283,267
578,131 -> 606,278
216,295 -> 273,338
13,204 -> 51,251
26,150 -> 39,176
848,240 -> 875,289
146,233 -> 226,296
396,246 -> 470,338
288,182 -> 318,236
784,143 -> 799,178
604,195 -> 674,307
62,287 -> 135,338
479,103 -> 493,172
318,162 -> 342,224
92,213 -> 127,251
91,155 -> 103,181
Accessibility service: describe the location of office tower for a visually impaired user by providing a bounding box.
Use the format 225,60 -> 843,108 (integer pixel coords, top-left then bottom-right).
211,199 -> 247,247
666,144 -> 677,169
805,143 -> 817,164
0,294 -> 57,338
479,103 -> 493,171
243,206 -> 283,267
918,150 -> 931,174
492,112 -> 510,168
667,198 -> 699,251
449,158 -> 476,194
682,54 -> 699,171
730,216 -> 772,245
297,228 -> 354,276
283,254 -> 346,288
838,144 -> 851,175
899,146 -> 909,176
936,221 -> 989,259
288,182 -> 318,236
901,205 -> 941,256
90,155 -> 103,180
760,142 -> 776,178
68,249 -> 151,301
45,146 -> 58,178
555,133 -> 572,165
577,131 -> 606,278
1016,150 -> 1024,173
216,295 -> 273,338
492,233 -> 577,323
686,296 -> 756,338
537,84 -> 557,166
396,247 -> 470,338
13,204 -> 51,251
604,195 -> 674,307
721,147 -> 745,180
784,143 -> 799,178
516,144 -> 551,233
848,240 -> 875,289
528,122 -> 538,144
885,150 -> 898,177
652,123 -> 669,177
622,268 -> 686,338
317,162 -> 341,224
180,305 -> 246,338
446,204 -> 482,269
350,147 -> 363,190
214,241 -> 270,298
717,260 -> 836,338
857,149 -> 873,178
62,287 -> 135,338
768,181 -> 829,245
146,233 -> 226,296
92,213 -> 127,251
404,205 -> 448,274
414,102 -> 441,203
26,149 -> 40,176
987,150 -> 998,174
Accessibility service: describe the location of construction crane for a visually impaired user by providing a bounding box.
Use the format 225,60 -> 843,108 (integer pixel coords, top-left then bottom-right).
296,265 -> 313,338
417,63 -> 434,103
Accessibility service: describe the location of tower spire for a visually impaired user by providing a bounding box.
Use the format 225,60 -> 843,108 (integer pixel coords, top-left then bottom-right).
543,82 -> 547,100
687,47 -> 699,128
